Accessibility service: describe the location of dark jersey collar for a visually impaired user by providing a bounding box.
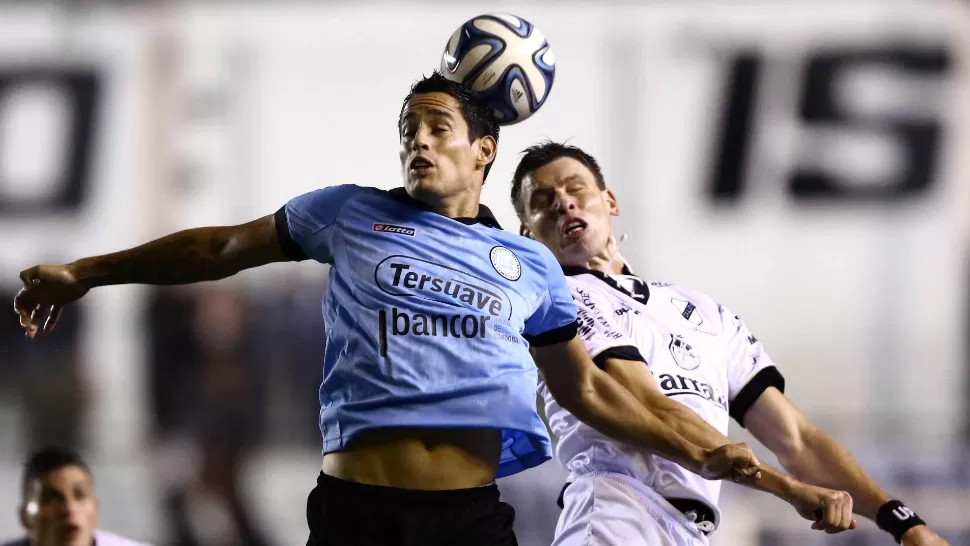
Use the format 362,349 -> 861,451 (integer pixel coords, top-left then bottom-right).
387,187 -> 502,229
561,263 -> 651,305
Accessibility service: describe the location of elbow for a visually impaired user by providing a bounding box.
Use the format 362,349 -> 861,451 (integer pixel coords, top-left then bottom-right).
773,426 -> 813,475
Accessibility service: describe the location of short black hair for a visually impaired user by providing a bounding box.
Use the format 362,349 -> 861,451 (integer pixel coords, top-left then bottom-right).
400,71 -> 500,180
21,447 -> 91,498
510,140 -> 607,220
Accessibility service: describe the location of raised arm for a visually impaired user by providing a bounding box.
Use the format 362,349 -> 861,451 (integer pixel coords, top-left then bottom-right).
533,336 -> 761,482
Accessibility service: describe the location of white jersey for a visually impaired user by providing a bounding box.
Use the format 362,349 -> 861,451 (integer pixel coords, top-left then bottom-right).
539,265 -> 784,529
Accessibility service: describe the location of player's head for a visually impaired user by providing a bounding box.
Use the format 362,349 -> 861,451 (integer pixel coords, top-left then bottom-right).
511,141 -> 618,268
399,72 -> 500,199
19,448 -> 99,546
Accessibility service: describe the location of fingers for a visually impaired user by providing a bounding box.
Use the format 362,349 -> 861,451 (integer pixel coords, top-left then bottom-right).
812,492 -> 854,534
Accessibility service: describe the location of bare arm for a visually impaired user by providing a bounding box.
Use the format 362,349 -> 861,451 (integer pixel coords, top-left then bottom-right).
70,214 -> 290,288
744,387 -> 891,520
15,214 -> 292,338
533,336 -> 760,480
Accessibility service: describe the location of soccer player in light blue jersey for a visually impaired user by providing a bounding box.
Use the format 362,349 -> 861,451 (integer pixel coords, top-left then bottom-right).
14,73 -> 760,546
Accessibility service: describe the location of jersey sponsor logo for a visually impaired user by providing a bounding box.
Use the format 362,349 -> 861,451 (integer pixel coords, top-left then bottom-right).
374,256 -> 516,355
657,372 -> 728,412
669,334 -> 701,371
373,223 -> 416,236
375,256 -> 513,320
671,298 -> 703,326
576,287 -> 596,310
489,246 -> 521,281
650,281 -> 673,287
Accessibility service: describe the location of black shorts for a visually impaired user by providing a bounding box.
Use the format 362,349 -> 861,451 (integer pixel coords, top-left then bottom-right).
306,472 -> 517,546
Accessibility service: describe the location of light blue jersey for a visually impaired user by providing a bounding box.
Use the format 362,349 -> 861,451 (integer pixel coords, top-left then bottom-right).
275,184 -> 578,477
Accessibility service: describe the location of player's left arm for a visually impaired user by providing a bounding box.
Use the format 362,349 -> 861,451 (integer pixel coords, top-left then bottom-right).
744,390 -> 946,545
726,304 -> 947,545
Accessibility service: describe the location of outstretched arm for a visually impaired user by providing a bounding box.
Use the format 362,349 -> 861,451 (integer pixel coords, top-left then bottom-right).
534,336 -> 761,482
745,388 -> 946,545
15,214 -> 292,337
66,215 -> 289,287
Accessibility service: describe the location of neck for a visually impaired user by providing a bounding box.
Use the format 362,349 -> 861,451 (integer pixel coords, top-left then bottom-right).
578,235 -> 627,275
412,184 -> 482,219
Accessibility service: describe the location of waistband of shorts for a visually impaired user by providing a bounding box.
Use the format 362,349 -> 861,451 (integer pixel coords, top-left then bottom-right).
318,471 -> 500,502
564,472 -> 714,537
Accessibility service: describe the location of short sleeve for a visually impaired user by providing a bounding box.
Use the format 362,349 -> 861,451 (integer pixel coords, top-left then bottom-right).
274,184 -> 362,263
571,283 -> 647,369
720,302 -> 785,426
522,247 -> 578,347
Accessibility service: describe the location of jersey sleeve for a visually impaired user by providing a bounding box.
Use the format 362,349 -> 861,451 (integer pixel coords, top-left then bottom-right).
274,184 -> 361,264
571,283 -> 647,369
522,247 -> 579,347
719,302 -> 786,427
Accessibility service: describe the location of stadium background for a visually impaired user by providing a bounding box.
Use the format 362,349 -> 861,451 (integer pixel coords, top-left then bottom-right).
0,1 -> 968,544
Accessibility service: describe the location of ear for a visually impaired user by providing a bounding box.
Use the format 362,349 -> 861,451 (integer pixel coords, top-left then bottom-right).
519,224 -> 533,239
605,189 -> 619,217
476,135 -> 497,170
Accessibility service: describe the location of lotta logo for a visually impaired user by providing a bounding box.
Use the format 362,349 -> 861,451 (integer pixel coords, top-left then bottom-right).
669,334 -> 701,371
489,246 -> 521,281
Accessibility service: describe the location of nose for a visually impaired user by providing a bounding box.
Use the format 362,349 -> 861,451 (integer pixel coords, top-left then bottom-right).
409,125 -> 431,151
554,191 -> 577,214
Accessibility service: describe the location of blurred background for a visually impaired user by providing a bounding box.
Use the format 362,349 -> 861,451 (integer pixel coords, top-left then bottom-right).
0,1 -> 968,545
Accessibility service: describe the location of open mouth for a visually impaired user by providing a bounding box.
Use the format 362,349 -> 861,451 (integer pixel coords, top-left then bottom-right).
561,219 -> 587,238
409,157 -> 434,173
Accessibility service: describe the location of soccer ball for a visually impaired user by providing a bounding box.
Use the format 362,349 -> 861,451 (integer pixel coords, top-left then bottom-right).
440,13 -> 555,125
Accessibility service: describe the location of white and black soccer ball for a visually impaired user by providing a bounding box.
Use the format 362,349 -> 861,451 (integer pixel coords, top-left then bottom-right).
440,13 -> 555,125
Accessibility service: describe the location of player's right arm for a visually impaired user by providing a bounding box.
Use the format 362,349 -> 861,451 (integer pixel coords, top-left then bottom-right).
14,184 -> 358,338
524,250 -> 759,481
533,336 -> 758,481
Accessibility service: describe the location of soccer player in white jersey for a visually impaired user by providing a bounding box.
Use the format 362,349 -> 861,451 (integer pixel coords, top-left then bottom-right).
510,141 -> 950,546
1,448 -> 153,546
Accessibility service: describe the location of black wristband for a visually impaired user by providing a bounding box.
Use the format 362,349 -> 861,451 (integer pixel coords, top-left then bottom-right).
876,500 -> 925,543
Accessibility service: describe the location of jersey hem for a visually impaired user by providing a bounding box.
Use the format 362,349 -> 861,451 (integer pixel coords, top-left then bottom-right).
524,319 -> 579,347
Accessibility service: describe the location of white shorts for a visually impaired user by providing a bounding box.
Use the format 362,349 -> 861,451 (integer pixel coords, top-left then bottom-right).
552,472 -> 711,546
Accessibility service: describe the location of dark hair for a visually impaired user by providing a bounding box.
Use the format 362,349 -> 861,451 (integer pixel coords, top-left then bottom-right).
399,71 -> 500,180
510,140 -> 607,220
21,447 -> 91,498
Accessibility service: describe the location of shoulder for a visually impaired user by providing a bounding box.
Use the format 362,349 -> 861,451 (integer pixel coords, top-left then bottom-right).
95,529 -> 155,546
0,536 -> 29,546
287,183 -> 380,210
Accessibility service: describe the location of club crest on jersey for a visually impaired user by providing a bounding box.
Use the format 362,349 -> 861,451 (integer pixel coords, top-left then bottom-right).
490,246 -> 521,281
373,223 -> 416,236
669,334 -> 701,371
671,298 -> 703,326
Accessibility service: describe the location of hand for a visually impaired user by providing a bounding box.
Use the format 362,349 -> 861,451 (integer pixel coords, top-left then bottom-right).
901,526 -> 950,546
14,264 -> 89,338
788,482 -> 855,533
698,442 -> 762,481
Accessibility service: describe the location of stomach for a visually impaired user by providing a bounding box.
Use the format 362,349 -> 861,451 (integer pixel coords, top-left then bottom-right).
321,427 -> 503,490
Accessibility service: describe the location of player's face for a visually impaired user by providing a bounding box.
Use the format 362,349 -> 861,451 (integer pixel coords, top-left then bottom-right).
519,157 -> 618,267
20,465 -> 98,546
399,92 -> 494,198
